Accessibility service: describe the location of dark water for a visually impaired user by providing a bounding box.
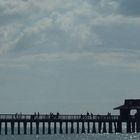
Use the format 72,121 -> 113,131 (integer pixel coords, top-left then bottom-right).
0,133 -> 139,140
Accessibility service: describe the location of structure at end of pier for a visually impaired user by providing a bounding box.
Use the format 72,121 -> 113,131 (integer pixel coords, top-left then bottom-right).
0,99 -> 140,135
114,99 -> 140,133
114,99 -> 140,120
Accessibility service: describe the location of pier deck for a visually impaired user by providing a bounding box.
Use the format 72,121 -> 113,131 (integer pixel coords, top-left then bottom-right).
0,114 -> 120,122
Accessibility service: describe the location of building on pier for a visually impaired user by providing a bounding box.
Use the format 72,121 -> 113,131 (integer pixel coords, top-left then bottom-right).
114,99 -> 140,121
114,99 -> 140,133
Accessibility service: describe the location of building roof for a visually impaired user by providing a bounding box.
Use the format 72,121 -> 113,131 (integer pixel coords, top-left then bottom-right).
114,99 -> 140,110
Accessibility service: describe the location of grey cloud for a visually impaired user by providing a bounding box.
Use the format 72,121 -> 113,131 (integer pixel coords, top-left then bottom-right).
0,0 -> 140,57
118,0 -> 140,16
0,0 -> 102,55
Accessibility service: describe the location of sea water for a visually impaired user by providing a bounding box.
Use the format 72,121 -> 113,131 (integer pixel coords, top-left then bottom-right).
0,133 -> 139,140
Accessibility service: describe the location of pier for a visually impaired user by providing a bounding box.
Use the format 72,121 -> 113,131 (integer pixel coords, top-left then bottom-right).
0,99 -> 140,135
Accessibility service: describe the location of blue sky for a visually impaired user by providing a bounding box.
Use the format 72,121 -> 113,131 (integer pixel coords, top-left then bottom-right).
0,0 -> 140,114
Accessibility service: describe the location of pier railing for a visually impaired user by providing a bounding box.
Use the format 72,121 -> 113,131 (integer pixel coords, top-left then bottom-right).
0,114 -> 120,121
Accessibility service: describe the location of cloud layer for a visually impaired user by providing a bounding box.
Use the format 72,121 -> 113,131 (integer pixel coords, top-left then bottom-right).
0,0 -> 140,55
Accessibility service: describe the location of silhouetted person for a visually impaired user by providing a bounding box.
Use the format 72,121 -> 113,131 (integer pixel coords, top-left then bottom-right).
87,112 -> 89,116
15,113 -> 18,119
38,112 -> 40,118
56,112 -> 59,118
91,113 -> 93,118
107,112 -> 111,119
34,112 -> 36,119
20,112 -> 22,119
50,112 -> 54,119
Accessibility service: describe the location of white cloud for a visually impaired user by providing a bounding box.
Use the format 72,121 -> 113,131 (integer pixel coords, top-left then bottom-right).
0,0 -> 102,55
1,50 -> 140,72
92,15 -> 140,26
0,0 -> 140,58
0,44 -> 11,54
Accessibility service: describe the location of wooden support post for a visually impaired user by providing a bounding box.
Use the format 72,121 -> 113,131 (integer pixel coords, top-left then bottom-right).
77,122 -> 79,134
82,122 -> 85,133
24,122 -> 27,135
18,122 -> 20,135
11,122 -> 15,135
109,122 -> 112,133
66,122 -> 68,134
117,121 -> 122,133
114,122 -> 117,133
103,122 -> 107,133
54,122 -> 57,134
98,122 -> 102,133
71,122 -> 74,134
48,122 -> 51,134
5,122 -> 8,135
132,121 -> 135,133
127,121 -> 131,133
136,121 -> 140,132
60,122 -> 63,134
87,122 -> 90,133
42,122 -> 45,134
30,122 -> 33,134
36,121 -> 39,135
92,122 -> 96,133
0,122 -> 2,135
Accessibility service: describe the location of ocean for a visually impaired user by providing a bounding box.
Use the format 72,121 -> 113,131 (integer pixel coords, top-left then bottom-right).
0,133 -> 139,140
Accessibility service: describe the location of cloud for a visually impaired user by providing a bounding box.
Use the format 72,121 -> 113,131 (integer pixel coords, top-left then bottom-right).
92,15 -> 140,26
0,0 -> 103,55
0,0 -> 140,56
117,0 -> 140,16
1,50 -> 140,72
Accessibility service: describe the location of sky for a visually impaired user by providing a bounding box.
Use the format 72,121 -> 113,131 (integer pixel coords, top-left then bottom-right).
0,0 -> 140,114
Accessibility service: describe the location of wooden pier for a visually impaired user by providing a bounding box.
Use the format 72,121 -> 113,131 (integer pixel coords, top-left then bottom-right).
0,113 -> 139,135
0,99 -> 140,135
